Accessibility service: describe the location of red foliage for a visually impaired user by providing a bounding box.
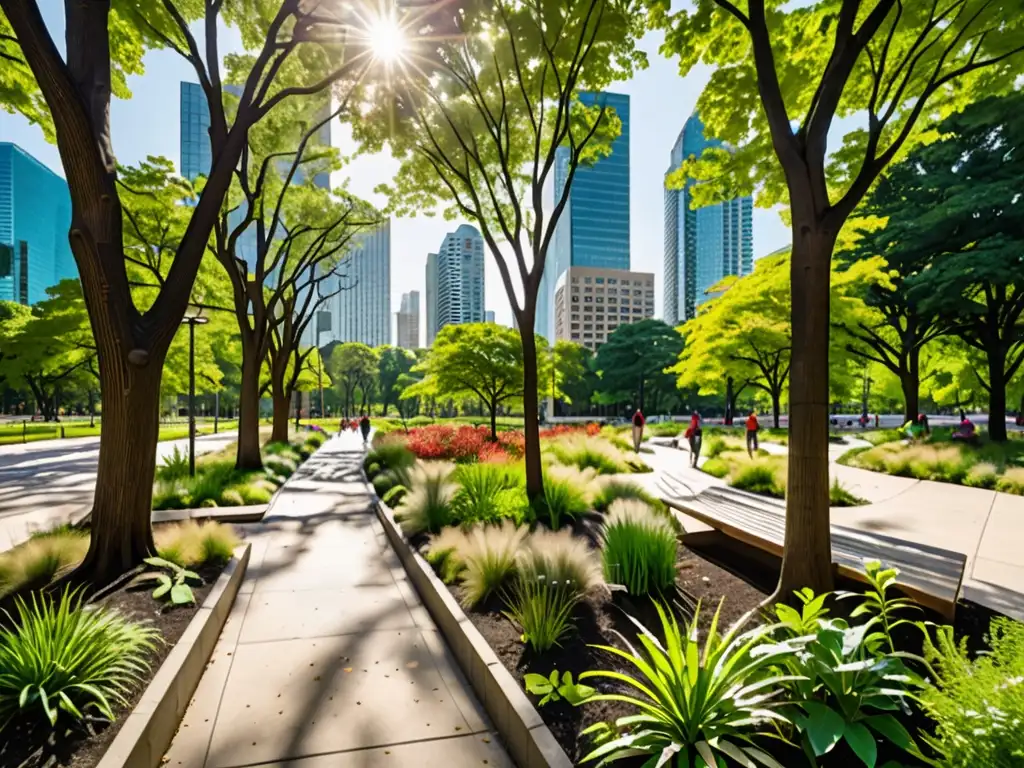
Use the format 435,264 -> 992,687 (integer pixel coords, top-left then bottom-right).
497,430 -> 525,458
404,424 -> 490,461
478,442 -> 512,463
538,423 -> 602,439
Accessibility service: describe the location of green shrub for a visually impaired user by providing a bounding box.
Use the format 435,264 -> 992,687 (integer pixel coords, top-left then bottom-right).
518,528 -> 601,594
919,618 -> 1024,767
701,457 -> 729,478
0,590 -> 159,728
0,532 -> 89,598
545,435 -> 633,475
995,466 -> 1024,495
451,463 -> 531,526
183,462 -> 238,507
366,461 -> 382,479
381,485 -> 407,506
218,488 -> 245,507
591,478 -> 662,513
264,456 -> 298,479
394,462 -> 458,536
575,602 -> 797,766
532,467 -> 591,529
828,478 -> 866,507
600,500 -> 677,596
730,460 -> 784,497
703,435 -> 727,458
236,482 -> 273,505
372,471 -> 396,498
157,446 -> 190,483
304,431 -> 327,449
153,483 -> 190,510
366,440 -> 416,474
502,573 -> 581,653
154,521 -> 239,568
199,498 -> 219,508
264,441 -> 301,460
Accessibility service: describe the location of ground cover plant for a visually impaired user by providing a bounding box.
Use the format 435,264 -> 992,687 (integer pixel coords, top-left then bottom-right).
842,429 -> 1024,493
698,449 -> 867,506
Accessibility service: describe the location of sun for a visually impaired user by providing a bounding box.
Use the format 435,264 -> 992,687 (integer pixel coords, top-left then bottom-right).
367,16 -> 406,62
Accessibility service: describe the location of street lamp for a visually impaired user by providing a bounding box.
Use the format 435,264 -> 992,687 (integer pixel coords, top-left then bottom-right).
181,308 -> 209,476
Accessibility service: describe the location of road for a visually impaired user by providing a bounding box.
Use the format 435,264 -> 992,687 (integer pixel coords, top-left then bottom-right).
0,432 -> 236,551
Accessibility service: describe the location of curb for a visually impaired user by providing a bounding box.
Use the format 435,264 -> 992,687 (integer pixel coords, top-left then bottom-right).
375,499 -> 572,768
96,543 -> 251,768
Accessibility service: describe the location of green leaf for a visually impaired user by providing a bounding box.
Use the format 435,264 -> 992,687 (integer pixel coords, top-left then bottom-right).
845,722 -> 878,767
802,701 -> 845,756
152,580 -> 172,599
170,583 -> 195,605
865,714 -> 914,750
523,672 -> 554,696
144,556 -> 181,572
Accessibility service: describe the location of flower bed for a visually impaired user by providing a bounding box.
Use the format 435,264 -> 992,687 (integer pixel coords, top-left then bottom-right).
368,445 -> 1024,768
0,521 -> 241,768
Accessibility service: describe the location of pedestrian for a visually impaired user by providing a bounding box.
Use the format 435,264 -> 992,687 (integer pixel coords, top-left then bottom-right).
359,411 -> 371,445
745,410 -> 760,457
684,411 -> 703,468
631,408 -> 645,453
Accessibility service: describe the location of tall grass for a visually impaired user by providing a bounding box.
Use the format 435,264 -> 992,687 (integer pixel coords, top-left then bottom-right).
428,522 -> 528,607
0,531 -> 89,599
532,465 -> 592,529
600,500 -> 677,596
545,435 -> 646,475
153,521 -> 240,568
591,478 -> 662,513
451,463 -> 531,526
394,462 -> 458,536
518,528 -> 601,594
503,574 -> 581,653
730,459 -> 786,497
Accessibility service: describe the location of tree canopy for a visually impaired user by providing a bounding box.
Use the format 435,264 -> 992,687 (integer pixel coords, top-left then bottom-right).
591,320 -> 683,415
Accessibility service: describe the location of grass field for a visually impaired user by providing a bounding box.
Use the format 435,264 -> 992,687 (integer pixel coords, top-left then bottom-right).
0,418 -> 240,446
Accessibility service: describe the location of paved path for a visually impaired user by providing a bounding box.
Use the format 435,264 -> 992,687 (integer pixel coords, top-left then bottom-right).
643,439 -> 1024,621
0,431 -> 236,551
165,433 -> 511,768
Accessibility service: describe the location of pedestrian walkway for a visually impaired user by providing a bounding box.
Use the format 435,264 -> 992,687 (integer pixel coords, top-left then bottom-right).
165,433 -> 511,768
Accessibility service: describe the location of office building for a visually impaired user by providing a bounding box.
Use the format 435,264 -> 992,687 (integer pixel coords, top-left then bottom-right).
397,291 -> 420,349
663,111 -> 753,324
0,143 -> 76,305
553,267 -> 654,351
485,310 -> 495,324
331,219 -> 391,346
425,224 -> 485,343
538,91 -> 630,338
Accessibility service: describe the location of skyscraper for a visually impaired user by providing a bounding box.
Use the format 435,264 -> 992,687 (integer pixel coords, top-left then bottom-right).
484,310 -> 495,324
397,291 -> 420,349
425,224 -> 485,344
538,91 -> 630,338
0,143 -> 76,305
332,219 -> 391,346
664,111 -> 753,325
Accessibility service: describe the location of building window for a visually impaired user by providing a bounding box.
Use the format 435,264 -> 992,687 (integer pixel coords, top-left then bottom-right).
584,324 -> 593,331
571,313 -> 579,321
583,332 -> 593,338
571,276 -> 579,283
608,278 -> 617,284
596,297 -> 603,304
571,333 -> 580,340
18,242 -> 28,304
0,244 -> 11,278
571,296 -> 579,303
584,286 -> 592,293
633,307 -> 642,314
584,296 -> 593,303
608,297 -> 616,304
595,277 -> 604,284
571,323 -> 580,330
584,277 -> 592,284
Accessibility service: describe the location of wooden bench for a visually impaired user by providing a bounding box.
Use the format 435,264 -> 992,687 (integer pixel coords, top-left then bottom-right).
661,483 -> 967,619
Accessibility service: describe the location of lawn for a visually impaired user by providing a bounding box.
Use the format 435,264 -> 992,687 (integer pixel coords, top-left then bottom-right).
841,427 -> 1024,494
0,419 -> 239,446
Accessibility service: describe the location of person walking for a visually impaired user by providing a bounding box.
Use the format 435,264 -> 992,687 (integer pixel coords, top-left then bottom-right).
745,410 -> 760,457
684,411 -> 703,468
359,412 -> 371,445
631,409 -> 645,453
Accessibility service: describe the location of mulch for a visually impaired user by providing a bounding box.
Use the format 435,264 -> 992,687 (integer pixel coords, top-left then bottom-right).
0,561 -> 225,768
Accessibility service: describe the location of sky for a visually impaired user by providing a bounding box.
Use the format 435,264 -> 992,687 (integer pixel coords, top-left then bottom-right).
0,5 -> 791,342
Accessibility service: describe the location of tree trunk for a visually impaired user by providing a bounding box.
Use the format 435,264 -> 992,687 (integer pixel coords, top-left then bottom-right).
236,343 -> 263,470
76,354 -> 162,584
489,398 -> 498,441
987,346 -> 1007,442
725,377 -> 734,425
900,347 -> 920,423
518,313 -> 543,501
771,389 -> 781,429
777,225 -> 836,599
271,390 -> 290,443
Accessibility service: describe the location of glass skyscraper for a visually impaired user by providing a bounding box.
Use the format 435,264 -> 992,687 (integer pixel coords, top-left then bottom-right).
425,224 -> 485,344
537,91 -> 630,338
331,219 -> 391,346
663,111 -> 753,325
0,143 -> 77,305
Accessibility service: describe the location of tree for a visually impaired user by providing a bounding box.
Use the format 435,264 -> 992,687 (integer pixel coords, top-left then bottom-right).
377,346 -> 417,416
0,280 -> 95,420
407,323 -> 549,440
591,320 -> 683,414
653,0 -> 1024,596
552,340 -> 597,416
328,343 -> 379,420
367,0 -> 646,499
674,253 -> 885,427
0,0 -> 380,581
906,95 -> 1024,440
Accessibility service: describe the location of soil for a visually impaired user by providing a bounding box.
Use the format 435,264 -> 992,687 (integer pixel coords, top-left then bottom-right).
453,546 -> 769,764
0,561 -> 225,768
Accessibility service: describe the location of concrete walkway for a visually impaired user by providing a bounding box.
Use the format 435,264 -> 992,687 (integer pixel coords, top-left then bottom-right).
165,433 -> 511,768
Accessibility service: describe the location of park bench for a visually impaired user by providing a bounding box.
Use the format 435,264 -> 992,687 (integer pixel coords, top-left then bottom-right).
660,482 -> 967,619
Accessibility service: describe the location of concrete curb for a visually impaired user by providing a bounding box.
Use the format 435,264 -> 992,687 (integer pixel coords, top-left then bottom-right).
96,543 -> 251,768
151,505 -> 268,525
375,499 -> 572,768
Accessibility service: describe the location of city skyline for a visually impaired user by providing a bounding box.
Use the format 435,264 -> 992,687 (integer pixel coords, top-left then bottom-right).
0,142 -> 76,306
425,224 -> 486,345
396,290 -> 420,349
538,91 -> 631,339
329,219 -> 392,347
663,111 -> 754,324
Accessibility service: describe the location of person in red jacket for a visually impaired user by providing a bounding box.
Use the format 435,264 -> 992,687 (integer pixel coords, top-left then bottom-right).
684,412 -> 703,468
745,411 -> 760,457
631,409 -> 645,453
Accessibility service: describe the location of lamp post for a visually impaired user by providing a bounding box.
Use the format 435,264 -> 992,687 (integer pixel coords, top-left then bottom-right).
181,310 -> 209,476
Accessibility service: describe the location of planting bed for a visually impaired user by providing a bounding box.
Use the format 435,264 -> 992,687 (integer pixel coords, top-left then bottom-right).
0,560 -> 225,768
